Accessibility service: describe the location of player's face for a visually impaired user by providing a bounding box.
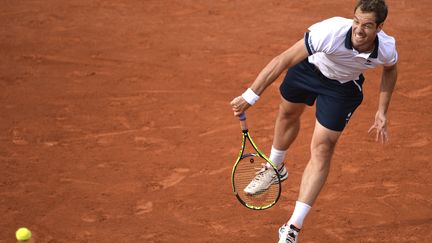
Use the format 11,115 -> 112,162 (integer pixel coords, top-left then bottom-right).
352,8 -> 383,52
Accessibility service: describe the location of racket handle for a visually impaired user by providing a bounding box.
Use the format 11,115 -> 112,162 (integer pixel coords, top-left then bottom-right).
239,112 -> 248,131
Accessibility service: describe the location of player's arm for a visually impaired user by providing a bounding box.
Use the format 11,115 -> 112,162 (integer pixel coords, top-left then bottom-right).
249,38 -> 309,95
231,38 -> 309,116
378,64 -> 398,114
368,63 -> 398,143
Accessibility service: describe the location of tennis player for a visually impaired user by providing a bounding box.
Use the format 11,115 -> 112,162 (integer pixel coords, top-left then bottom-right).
230,0 -> 397,242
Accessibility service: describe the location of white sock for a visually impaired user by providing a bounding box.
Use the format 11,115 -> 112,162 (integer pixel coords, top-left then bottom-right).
287,201 -> 311,229
268,146 -> 287,168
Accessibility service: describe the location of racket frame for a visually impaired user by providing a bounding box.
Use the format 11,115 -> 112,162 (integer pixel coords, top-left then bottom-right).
231,113 -> 282,210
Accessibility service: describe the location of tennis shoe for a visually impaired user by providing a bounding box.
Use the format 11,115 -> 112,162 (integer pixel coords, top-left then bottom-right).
278,224 -> 300,243
243,164 -> 288,195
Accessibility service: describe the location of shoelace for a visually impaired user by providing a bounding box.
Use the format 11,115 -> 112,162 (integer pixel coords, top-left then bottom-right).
279,225 -> 299,243
282,225 -> 299,243
252,164 -> 272,182
285,232 -> 296,243
254,163 -> 267,174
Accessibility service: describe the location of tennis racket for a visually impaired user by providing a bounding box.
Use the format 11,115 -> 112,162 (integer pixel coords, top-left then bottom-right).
231,112 -> 282,210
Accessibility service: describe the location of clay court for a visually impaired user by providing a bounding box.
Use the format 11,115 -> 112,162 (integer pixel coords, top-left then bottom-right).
1,0 -> 431,242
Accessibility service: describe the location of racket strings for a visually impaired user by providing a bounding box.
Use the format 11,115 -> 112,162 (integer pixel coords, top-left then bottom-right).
233,155 -> 281,208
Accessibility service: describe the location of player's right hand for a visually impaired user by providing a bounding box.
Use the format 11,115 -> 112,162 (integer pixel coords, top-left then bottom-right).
230,96 -> 251,116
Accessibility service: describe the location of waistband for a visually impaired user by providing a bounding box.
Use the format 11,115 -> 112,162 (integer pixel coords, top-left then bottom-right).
303,59 -> 364,86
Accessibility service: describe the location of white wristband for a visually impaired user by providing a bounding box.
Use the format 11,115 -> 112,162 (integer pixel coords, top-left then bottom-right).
242,88 -> 260,105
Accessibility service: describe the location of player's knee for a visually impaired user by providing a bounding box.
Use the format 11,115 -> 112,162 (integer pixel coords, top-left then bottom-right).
278,103 -> 303,121
310,141 -> 336,163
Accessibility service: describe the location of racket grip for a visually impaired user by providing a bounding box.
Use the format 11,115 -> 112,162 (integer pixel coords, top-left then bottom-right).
239,112 -> 248,131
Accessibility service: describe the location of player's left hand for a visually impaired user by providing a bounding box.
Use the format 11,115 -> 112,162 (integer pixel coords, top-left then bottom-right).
368,111 -> 389,144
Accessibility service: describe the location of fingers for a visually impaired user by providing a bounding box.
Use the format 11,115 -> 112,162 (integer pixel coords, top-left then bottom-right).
233,110 -> 243,116
369,113 -> 389,144
368,124 -> 380,141
230,96 -> 242,110
368,125 -> 376,134
369,126 -> 389,144
230,97 -> 241,116
233,105 -> 250,116
375,128 -> 380,142
380,129 -> 389,143
378,130 -> 387,144
229,97 -> 239,107
368,123 -> 389,144
230,96 -> 250,116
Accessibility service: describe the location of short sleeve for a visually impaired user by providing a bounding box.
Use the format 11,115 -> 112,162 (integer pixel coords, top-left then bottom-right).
384,50 -> 398,66
381,35 -> 398,66
304,17 -> 349,55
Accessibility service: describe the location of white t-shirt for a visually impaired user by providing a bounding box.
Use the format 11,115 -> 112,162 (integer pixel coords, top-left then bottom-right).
305,17 -> 398,83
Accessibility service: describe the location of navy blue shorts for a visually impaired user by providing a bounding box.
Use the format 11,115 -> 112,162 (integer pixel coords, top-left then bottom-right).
280,59 -> 364,132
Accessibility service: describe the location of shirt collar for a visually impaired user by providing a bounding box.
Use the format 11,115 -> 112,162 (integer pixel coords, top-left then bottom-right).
345,27 -> 379,58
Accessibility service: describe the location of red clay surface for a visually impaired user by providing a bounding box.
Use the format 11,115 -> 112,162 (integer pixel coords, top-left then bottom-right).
1,0 -> 431,242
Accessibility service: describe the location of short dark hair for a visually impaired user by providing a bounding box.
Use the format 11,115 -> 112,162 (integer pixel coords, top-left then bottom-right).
354,0 -> 388,25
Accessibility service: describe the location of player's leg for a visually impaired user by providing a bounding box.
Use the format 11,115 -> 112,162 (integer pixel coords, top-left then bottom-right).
279,120 -> 341,243
271,58 -> 316,170
298,119 -> 341,206
270,98 -> 306,169
283,81 -> 363,232
279,61 -> 364,243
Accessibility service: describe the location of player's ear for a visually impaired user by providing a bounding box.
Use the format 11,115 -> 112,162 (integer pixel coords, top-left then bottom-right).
376,22 -> 384,32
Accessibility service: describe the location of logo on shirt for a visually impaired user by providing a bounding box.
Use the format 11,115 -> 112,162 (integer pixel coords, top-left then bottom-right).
365,59 -> 372,65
